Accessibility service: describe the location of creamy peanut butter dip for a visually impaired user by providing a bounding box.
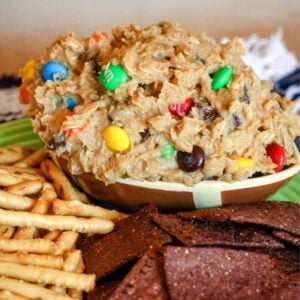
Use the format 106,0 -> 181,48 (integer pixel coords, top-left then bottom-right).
19,22 -> 300,186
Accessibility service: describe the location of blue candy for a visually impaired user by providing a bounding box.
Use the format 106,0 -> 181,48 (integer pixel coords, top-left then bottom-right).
41,61 -> 68,81
66,98 -> 76,110
295,136 -> 300,153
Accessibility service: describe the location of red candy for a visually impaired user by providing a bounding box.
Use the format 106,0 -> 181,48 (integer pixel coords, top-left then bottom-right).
168,98 -> 193,117
20,88 -> 30,104
266,143 -> 285,172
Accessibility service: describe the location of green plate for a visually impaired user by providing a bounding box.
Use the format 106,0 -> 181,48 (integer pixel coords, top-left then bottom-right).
0,118 -> 299,203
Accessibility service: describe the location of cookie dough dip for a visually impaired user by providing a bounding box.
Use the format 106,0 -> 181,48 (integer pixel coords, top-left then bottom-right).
19,22 -> 300,186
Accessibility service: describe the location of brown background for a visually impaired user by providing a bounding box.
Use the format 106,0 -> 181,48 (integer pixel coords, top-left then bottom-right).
0,0 -> 299,74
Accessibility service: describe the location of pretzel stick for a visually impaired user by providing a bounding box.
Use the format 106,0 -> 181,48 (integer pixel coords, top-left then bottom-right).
76,251 -> 85,274
0,252 -> 63,269
74,189 -> 89,203
0,227 -> 15,239
0,174 -> 25,187
0,190 -> 35,211
49,286 -> 67,295
63,250 -> 82,273
0,170 -> 44,183
0,165 -> 40,175
4,180 -> 43,196
0,226 -> 14,239
0,290 -> 29,300
0,226 -> 8,235
0,239 -> 57,254
14,199 -> 52,239
14,148 -> 47,168
0,261 -> 96,291
0,208 -> 114,234
64,250 -> 83,300
53,199 -> 127,221
55,232 -> 79,254
40,160 -> 79,201
0,277 -> 73,300
0,147 -> 31,164
43,231 -> 61,241
39,182 -> 57,201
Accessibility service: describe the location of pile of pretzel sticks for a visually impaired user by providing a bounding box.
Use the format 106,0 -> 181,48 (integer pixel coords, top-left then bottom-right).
0,146 -> 126,300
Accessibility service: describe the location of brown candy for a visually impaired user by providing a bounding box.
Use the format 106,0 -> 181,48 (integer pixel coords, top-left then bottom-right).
177,146 -> 205,172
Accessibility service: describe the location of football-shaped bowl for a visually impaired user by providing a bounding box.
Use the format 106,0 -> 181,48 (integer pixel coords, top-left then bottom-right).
53,155 -> 299,211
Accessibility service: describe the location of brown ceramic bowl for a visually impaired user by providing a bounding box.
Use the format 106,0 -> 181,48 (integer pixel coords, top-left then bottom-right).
53,154 -> 299,212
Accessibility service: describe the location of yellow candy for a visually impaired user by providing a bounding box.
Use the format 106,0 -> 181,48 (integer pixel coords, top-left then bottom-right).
236,157 -> 254,168
103,125 -> 130,152
21,59 -> 36,83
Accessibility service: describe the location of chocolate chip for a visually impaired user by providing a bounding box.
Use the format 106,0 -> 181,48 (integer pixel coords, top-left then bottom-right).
48,134 -> 66,150
139,129 -> 151,143
199,107 -> 216,122
239,86 -> 250,104
196,56 -> 205,64
232,114 -> 241,129
177,146 -> 205,172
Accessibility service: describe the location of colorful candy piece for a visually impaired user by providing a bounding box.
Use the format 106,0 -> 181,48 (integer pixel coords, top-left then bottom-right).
294,136 -> 300,153
66,98 -> 76,110
160,144 -> 176,159
99,64 -> 129,91
20,88 -> 30,104
211,66 -> 233,91
177,146 -> 205,172
103,125 -> 130,152
21,59 -> 36,83
168,98 -> 194,117
41,61 -> 69,81
236,157 -> 254,168
266,143 -> 285,172
92,32 -> 108,43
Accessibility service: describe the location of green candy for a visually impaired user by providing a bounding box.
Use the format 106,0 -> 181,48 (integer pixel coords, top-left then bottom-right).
211,66 -> 233,91
99,64 -> 129,91
160,144 -> 176,159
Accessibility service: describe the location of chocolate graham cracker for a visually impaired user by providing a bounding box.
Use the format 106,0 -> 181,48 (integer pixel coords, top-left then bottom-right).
163,246 -> 288,300
110,245 -> 169,300
272,230 -> 300,247
261,273 -> 300,299
85,202 -> 299,299
179,201 -> 300,236
153,214 -> 284,249
79,205 -> 171,280
87,281 -> 120,300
